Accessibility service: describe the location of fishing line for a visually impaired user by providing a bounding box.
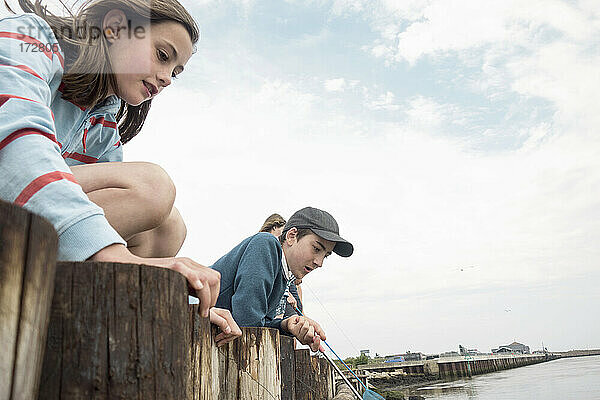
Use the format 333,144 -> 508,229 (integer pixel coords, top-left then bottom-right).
302,281 -> 362,355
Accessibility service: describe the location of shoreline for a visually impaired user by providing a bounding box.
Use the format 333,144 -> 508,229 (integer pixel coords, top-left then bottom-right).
369,374 -> 440,399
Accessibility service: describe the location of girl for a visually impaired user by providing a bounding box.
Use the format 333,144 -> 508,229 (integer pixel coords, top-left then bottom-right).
0,0 -> 239,345
259,213 -> 286,237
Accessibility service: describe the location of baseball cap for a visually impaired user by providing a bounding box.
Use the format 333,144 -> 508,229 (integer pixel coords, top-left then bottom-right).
283,207 -> 354,257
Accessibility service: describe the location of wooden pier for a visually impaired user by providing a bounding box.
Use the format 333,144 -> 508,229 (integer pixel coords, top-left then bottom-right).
357,353 -> 556,379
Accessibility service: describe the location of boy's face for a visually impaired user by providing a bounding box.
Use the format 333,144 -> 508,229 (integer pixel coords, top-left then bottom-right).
284,230 -> 336,279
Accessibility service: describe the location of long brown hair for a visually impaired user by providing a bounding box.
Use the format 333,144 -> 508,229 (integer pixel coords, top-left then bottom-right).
6,0 -> 199,144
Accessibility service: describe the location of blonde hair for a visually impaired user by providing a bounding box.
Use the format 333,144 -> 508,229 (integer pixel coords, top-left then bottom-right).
7,0 -> 199,144
260,213 -> 286,233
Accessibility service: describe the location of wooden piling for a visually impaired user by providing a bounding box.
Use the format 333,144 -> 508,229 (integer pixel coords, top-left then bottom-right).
237,327 -> 281,399
38,261 -> 189,399
294,350 -> 333,400
0,200 -> 58,400
280,336 -> 297,400
188,304 -> 213,400
332,381 -> 356,400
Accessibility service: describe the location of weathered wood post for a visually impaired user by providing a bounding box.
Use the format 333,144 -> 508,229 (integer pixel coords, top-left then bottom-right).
294,349 -> 312,399
188,304 -> 213,400
280,336 -> 297,400
209,325 -> 239,400
38,261 -> 189,399
0,200 -> 58,400
208,326 -> 281,399
320,356 -> 335,398
294,350 -> 334,399
237,327 -> 281,399
332,381 -> 356,400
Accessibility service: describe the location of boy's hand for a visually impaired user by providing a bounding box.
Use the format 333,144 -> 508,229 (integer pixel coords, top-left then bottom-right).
286,294 -> 298,309
282,315 -> 326,352
209,308 -> 242,346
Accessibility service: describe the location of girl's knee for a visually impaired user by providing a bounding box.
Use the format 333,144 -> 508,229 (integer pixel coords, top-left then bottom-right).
169,207 -> 187,249
134,162 -> 176,227
126,208 -> 186,258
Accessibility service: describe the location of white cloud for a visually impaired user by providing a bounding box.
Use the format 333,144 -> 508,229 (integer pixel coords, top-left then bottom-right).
344,0 -> 600,150
359,0 -> 597,64
324,77 -> 347,92
508,42 -> 600,130
404,95 -> 447,128
365,90 -> 400,111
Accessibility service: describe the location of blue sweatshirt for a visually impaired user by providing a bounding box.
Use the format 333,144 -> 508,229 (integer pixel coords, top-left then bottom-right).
0,13 -> 126,260
211,233 -> 287,330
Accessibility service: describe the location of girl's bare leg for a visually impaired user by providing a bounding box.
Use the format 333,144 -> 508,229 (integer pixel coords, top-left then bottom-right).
70,161 -> 221,319
127,207 -> 187,257
70,161 -> 185,257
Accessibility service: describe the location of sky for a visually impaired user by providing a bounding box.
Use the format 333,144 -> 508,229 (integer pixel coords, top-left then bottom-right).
4,0 -> 599,358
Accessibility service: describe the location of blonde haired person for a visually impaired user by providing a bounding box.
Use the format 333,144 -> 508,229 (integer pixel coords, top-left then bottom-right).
260,213 -> 286,237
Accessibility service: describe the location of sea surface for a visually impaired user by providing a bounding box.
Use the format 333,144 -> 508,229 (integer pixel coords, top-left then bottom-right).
408,355 -> 600,399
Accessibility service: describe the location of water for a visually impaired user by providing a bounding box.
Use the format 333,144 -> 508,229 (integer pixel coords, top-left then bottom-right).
411,356 -> 600,399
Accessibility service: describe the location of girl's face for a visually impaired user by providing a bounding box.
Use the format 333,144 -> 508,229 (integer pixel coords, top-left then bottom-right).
105,12 -> 193,105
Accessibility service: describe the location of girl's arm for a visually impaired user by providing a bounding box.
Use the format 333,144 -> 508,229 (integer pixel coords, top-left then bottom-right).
0,14 -> 125,261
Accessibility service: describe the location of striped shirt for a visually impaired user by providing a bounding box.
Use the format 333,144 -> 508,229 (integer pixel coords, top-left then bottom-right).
0,13 -> 126,260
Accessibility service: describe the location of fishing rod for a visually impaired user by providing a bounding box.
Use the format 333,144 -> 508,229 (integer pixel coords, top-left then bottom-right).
293,307 -> 385,400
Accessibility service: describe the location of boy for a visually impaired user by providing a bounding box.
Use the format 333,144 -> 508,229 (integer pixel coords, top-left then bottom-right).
211,207 -> 353,351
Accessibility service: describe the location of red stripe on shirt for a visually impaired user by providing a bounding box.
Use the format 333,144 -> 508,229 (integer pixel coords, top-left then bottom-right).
14,171 -> 77,206
0,31 -> 63,67
82,128 -> 88,153
0,93 -> 42,107
0,63 -> 43,80
90,116 -> 117,129
0,128 -> 58,152
62,151 -> 98,164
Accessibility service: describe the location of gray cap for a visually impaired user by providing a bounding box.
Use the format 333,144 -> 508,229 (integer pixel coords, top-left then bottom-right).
283,207 -> 353,257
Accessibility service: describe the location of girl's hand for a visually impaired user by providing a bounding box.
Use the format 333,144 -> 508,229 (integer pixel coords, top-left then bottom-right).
147,256 -> 221,318
210,308 -> 242,346
90,244 -> 220,318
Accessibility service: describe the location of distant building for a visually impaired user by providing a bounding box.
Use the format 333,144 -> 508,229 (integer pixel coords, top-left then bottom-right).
402,352 -> 424,361
459,345 -> 480,356
384,351 -> 424,362
383,356 -> 404,363
440,351 -> 460,358
492,342 -> 530,354
360,349 -> 370,357
492,347 -> 513,354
